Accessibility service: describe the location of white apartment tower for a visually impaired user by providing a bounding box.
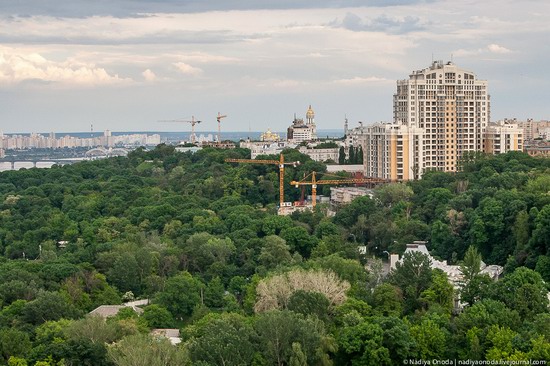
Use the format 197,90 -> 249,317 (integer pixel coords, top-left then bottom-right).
394,60 -> 490,173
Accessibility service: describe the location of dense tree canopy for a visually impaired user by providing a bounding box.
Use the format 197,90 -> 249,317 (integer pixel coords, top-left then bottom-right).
0,146 -> 548,365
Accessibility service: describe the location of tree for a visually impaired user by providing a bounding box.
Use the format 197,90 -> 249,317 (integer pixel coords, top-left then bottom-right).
186,313 -> 256,366
255,310 -> 330,366
203,277 -> 225,309
409,318 -> 448,359
280,226 -> 319,258
529,204 -> 550,257
371,283 -> 403,317
460,246 -> 482,282
108,334 -> 189,366
420,269 -> 454,314
338,147 -> 346,165
337,318 -> 392,365
23,291 -> 81,325
287,290 -> 330,321
0,328 -> 31,363
141,305 -> 175,329
389,251 -> 433,314
254,269 -> 350,312
258,235 -> 293,270
156,272 -> 202,319
289,342 -> 307,366
490,267 -> 549,320
374,183 -> 413,208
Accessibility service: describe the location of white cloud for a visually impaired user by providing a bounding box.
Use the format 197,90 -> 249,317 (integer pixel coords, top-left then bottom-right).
488,43 -> 511,54
333,76 -> 391,85
142,68 -> 157,81
0,47 -> 130,86
173,62 -> 202,75
453,44 -> 513,58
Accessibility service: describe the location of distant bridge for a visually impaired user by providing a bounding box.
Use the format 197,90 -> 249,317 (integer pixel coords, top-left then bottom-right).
0,147 -> 129,170
0,157 -> 80,170
84,147 -> 129,159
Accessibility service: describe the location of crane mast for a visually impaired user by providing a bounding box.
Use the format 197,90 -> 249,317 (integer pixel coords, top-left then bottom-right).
158,116 -> 202,144
216,113 -> 227,146
225,154 -> 300,207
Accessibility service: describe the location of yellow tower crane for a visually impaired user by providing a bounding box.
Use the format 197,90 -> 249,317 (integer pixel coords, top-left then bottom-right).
158,116 -> 201,144
216,113 -> 227,146
225,154 -> 300,207
290,171 -> 390,208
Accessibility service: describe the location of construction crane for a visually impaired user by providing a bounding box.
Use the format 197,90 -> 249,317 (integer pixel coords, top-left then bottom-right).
158,116 -> 201,144
290,171 -> 390,208
216,112 -> 227,145
225,154 -> 300,207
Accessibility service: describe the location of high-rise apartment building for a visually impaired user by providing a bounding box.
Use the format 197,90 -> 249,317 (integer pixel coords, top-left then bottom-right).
394,60 -> 490,173
361,61 -> 521,180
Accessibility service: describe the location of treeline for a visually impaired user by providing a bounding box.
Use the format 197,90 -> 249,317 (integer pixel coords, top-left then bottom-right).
338,145 -> 363,165
0,146 -> 547,365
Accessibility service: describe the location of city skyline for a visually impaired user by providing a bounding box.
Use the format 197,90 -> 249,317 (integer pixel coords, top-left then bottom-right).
1,0 -> 549,133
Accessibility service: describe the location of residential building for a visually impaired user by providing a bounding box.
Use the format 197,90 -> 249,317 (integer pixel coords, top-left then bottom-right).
516,119 -> 550,142
394,60 -> 490,173
361,122 -> 424,181
240,140 -> 296,159
484,120 -> 523,154
358,61 -> 523,180
297,146 -> 339,162
330,186 -> 373,206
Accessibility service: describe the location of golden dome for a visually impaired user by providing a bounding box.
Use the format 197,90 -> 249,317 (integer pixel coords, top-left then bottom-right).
306,105 -> 315,119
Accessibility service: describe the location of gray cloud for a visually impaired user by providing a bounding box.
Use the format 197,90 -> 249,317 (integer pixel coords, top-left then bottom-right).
336,12 -> 427,34
0,28 -> 261,46
2,0 -> 438,18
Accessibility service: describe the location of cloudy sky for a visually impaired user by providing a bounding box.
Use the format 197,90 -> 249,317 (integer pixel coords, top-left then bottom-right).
0,0 -> 548,133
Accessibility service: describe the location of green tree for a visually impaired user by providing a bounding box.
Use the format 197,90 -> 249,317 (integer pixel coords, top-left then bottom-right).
0,328 -> 31,362
420,269 -> 454,314
338,147 -> 346,165
186,313 -> 257,366
490,267 -> 549,319
460,246 -> 482,282
156,272 -> 202,319
255,310 -> 331,366
141,305 -> 175,329
108,334 -> 189,366
287,290 -> 330,321
23,291 -> 81,325
371,283 -> 403,317
258,235 -> 292,270
389,251 -> 433,314
409,318 -> 448,359
337,319 -> 392,366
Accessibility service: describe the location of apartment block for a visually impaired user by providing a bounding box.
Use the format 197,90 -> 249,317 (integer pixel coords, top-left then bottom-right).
484,120 -> 523,154
360,61 -> 522,180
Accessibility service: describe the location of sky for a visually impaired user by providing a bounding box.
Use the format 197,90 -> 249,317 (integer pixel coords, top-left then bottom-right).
0,0 -> 549,133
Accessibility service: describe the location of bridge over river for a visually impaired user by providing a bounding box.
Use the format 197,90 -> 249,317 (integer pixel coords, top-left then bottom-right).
0,147 -> 129,171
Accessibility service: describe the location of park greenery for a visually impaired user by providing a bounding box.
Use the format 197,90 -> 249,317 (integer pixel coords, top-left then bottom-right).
0,145 -> 548,365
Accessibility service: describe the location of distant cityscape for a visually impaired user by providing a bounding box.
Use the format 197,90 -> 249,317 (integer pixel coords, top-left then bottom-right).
1,61 -> 549,177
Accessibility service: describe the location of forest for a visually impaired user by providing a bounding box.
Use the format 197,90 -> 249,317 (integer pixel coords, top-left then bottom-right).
0,145 -> 548,365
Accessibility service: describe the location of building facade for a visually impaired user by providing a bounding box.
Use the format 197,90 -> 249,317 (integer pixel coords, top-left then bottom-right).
359,61 -> 522,180
297,146 -> 339,162
287,105 -> 317,143
484,120 -> 523,154
394,60 -> 490,173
